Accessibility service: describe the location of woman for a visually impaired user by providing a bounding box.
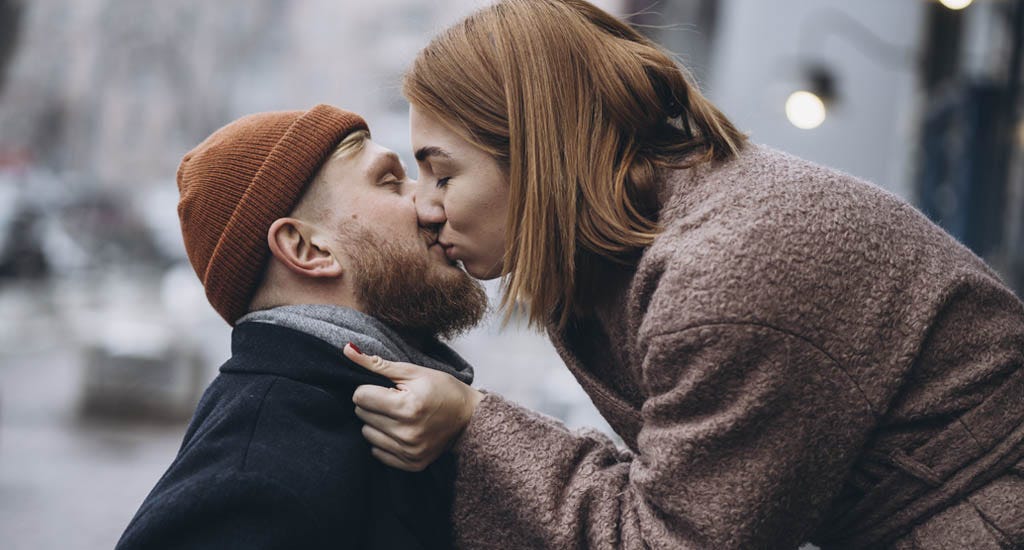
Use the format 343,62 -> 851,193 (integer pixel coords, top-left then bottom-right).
344,0 -> 1024,547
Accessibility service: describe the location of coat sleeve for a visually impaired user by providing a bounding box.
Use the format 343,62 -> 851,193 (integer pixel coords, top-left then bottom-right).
450,323 -> 878,549
115,470 -> 341,550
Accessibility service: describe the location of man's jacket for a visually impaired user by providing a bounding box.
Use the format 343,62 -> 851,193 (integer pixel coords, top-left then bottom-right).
117,321 -> 455,549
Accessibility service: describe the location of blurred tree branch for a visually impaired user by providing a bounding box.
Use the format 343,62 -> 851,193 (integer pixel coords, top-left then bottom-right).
0,0 -> 23,95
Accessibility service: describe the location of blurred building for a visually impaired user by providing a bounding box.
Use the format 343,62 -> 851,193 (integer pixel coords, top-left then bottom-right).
631,0 -> 1024,294
914,0 -> 1024,293
0,0 -> 469,190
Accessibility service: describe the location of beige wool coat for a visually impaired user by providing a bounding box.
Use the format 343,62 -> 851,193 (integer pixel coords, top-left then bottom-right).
449,144 -> 1024,549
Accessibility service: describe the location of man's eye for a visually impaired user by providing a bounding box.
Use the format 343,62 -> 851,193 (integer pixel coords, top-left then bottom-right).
436,177 -> 451,189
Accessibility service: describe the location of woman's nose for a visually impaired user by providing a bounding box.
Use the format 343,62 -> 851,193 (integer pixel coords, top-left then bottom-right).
413,180 -> 447,226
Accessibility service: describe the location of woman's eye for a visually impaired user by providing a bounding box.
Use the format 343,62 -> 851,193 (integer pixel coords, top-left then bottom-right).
436,177 -> 451,189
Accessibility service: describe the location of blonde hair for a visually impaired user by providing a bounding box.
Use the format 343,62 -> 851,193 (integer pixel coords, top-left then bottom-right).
292,129 -> 371,222
330,128 -> 370,160
404,0 -> 747,329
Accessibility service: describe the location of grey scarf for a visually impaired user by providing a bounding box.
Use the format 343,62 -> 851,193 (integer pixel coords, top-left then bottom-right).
237,304 -> 474,384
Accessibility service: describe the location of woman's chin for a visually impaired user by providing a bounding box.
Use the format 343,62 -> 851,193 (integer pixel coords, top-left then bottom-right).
465,260 -> 503,281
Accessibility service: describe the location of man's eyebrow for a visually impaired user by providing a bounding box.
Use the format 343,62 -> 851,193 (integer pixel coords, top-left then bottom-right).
367,151 -> 404,178
414,146 -> 453,162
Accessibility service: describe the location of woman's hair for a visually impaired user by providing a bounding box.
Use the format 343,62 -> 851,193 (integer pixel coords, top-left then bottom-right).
404,0 -> 747,329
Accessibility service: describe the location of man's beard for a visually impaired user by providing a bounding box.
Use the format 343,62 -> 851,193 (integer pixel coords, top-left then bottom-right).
344,227 -> 488,340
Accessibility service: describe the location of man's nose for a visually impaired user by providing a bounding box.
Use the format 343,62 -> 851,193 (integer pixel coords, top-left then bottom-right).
413,180 -> 447,226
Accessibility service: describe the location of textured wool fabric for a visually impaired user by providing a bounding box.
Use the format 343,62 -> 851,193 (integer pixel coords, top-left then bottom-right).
449,144 -> 1024,549
239,304 -> 475,384
176,104 -> 367,325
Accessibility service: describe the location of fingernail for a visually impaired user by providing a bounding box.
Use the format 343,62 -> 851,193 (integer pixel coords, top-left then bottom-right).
349,342 -> 363,355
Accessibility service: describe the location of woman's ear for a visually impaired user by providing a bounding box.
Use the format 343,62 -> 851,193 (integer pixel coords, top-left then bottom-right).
266,218 -> 344,278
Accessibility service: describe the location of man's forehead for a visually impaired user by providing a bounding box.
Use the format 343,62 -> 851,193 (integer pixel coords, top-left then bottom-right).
359,141 -> 404,174
326,140 -> 404,176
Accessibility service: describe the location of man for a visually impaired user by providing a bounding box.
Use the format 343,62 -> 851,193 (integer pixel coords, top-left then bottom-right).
116,104 -> 488,549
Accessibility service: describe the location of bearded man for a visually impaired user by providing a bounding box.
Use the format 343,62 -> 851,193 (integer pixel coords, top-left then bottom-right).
116,105 -> 487,550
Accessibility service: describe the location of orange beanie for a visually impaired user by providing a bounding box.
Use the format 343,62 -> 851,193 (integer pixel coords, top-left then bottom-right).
176,104 -> 367,325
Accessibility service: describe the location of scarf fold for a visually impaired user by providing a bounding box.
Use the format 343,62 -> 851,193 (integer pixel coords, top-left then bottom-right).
238,304 -> 474,384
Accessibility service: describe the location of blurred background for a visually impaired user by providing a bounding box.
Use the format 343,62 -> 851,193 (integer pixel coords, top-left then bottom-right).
0,0 -> 1021,547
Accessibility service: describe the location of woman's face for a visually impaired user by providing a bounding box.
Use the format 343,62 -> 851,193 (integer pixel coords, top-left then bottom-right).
410,104 -> 509,280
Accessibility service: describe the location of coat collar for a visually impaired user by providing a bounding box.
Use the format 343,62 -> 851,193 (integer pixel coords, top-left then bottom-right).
223,321 -> 395,392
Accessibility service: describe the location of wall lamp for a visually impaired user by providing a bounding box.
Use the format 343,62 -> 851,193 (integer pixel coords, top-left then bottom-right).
939,0 -> 973,10
785,64 -> 837,130
787,7 -> 917,130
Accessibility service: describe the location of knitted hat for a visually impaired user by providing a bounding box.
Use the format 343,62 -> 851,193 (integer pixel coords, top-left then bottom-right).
176,104 -> 368,325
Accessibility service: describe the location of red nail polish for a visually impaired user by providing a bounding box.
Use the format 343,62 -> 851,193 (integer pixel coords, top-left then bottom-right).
349,342 -> 362,354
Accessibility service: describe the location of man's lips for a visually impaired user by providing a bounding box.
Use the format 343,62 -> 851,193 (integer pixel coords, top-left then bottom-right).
439,242 -> 456,260
426,238 -> 458,265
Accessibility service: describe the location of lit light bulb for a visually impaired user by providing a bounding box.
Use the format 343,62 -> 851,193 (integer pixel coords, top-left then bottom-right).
939,0 -> 973,10
785,91 -> 827,130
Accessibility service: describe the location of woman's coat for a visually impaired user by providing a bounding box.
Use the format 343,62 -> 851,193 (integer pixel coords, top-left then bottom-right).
449,144 -> 1024,549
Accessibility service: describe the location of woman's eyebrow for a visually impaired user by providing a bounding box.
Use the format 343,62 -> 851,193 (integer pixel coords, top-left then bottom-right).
414,146 -> 453,163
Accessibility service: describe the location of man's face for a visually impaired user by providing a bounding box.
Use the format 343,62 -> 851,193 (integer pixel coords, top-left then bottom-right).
309,139 -> 437,264
305,139 -> 487,338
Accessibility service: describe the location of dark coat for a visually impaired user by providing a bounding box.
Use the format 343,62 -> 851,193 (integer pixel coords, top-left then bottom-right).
117,321 -> 454,550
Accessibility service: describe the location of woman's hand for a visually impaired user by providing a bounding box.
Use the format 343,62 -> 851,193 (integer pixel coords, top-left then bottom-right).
343,343 -> 484,472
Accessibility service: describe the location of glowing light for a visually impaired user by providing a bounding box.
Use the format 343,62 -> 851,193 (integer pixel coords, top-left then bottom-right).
939,0 -> 973,10
785,91 -> 827,130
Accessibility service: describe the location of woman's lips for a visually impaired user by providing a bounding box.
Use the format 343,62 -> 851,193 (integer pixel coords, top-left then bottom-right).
427,240 -> 459,266
428,241 -> 447,260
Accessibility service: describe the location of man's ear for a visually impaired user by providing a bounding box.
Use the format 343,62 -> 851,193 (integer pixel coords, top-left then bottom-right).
266,218 -> 343,278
